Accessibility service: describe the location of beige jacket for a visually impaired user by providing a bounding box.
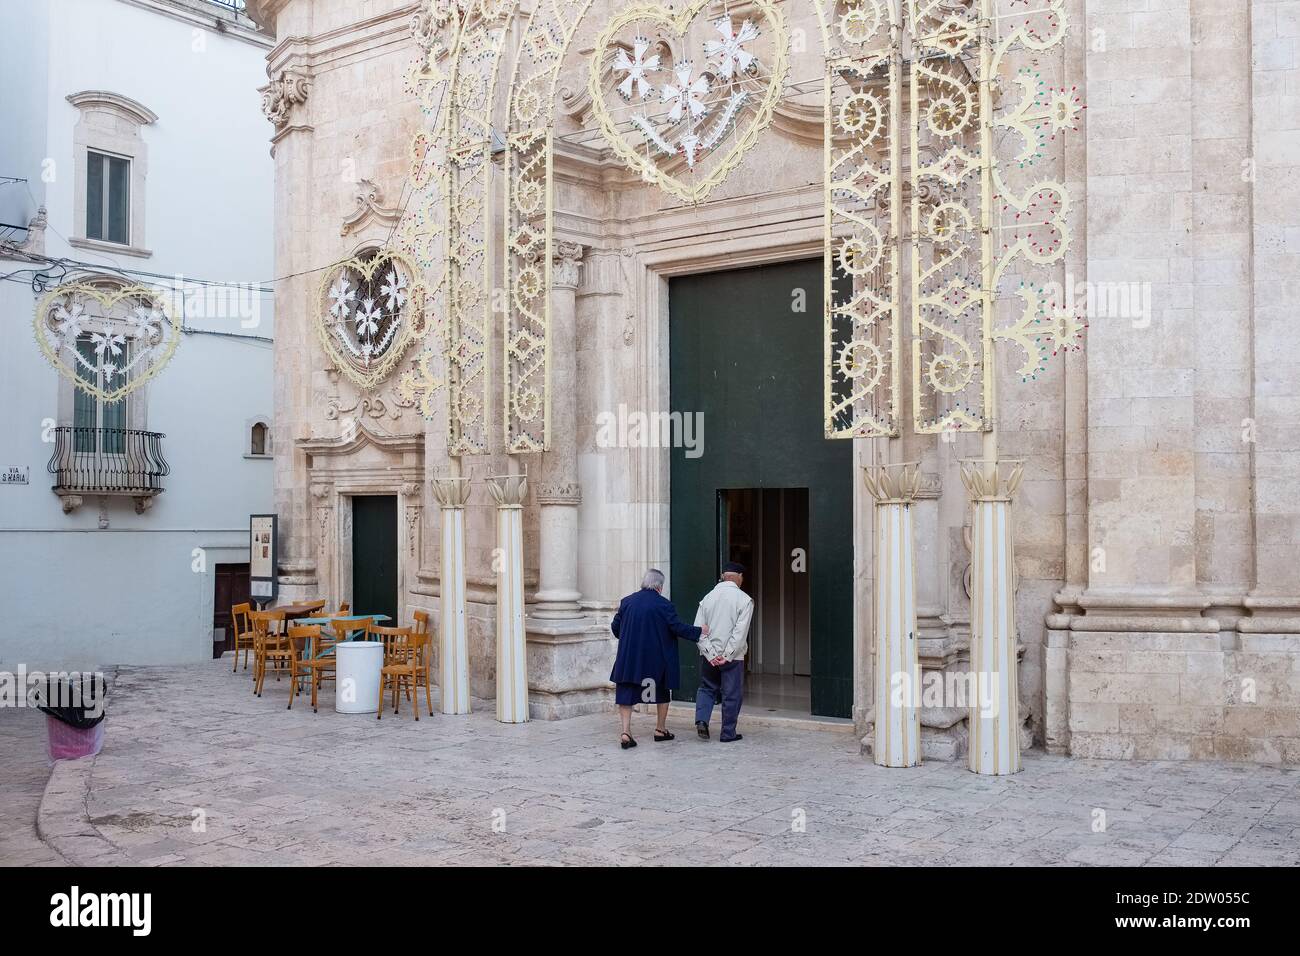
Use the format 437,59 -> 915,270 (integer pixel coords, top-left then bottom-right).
694,580 -> 754,662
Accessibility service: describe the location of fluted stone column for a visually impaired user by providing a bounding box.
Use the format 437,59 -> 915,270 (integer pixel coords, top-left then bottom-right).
961,460 -> 1024,775
532,242 -> 585,620
489,473 -> 529,723
863,464 -> 922,768
432,476 -> 472,715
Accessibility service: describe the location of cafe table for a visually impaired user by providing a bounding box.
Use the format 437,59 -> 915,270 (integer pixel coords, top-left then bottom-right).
294,614 -> 392,656
268,600 -> 327,627
290,614 -> 393,715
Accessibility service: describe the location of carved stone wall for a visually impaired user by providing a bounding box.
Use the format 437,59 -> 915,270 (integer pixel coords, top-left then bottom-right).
249,0 -> 1300,761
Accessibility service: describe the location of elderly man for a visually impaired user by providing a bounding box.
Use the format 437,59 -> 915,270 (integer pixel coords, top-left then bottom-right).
609,568 -> 705,749
693,562 -> 754,742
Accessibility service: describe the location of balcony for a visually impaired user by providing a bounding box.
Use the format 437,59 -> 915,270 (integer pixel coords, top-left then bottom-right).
47,427 -> 169,515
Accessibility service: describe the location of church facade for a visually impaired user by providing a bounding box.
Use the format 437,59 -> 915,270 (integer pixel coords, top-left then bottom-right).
246,0 -> 1300,764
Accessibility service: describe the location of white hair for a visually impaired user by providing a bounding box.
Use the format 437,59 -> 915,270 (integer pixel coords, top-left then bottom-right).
640,568 -> 665,590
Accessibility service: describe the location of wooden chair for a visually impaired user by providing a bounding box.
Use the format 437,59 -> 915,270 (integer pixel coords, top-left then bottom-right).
330,614 -> 372,644
374,625 -> 427,720
230,602 -> 255,673
410,611 -> 433,711
335,601 -> 350,615
287,624 -> 334,712
412,610 -> 430,638
250,609 -> 288,697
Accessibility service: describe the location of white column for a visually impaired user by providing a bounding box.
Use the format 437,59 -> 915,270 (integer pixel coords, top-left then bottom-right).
489,473 -> 529,723
863,464 -> 922,768
960,460 -> 1024,775
532,242 -> 585,620
431,476 -> 472,715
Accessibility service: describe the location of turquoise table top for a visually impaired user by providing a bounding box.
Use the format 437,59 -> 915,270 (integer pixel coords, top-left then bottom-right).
290,614 -> 393,660
295,614 -> 391,627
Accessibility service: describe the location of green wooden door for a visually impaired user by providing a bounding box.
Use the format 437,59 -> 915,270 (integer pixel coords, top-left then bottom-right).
669,259 -> 854,718
352,495 -> 398,624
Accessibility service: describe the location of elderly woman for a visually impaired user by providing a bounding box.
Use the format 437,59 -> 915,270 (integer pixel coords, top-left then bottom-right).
609,568 -> 706,748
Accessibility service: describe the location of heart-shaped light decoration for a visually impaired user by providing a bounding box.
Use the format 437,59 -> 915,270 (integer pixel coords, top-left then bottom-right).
588,0 -> 789,205
34,282 -> 181,402
317,249 -> 428,391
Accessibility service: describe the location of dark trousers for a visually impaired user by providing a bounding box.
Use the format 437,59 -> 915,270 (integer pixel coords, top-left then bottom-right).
695,659 -> 744,739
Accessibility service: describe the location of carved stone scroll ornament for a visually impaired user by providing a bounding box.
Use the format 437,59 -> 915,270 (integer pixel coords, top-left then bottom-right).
260,70 -> 310,128
340,179 -> 403,237
402,481 -> 424,557
311,482 -> 334,567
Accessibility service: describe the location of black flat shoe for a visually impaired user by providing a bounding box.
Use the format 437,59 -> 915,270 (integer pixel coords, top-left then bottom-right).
719,734 -> 743,743
696,721 -> 709,740
620,733 -> 637,749
654,729 -> 675,742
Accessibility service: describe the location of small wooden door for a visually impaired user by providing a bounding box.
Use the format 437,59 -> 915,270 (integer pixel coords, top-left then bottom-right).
212,563 -> 251,659
352,495 -> 399,625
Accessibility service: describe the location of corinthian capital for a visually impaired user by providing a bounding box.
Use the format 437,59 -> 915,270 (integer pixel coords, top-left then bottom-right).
553,242 -> 586,291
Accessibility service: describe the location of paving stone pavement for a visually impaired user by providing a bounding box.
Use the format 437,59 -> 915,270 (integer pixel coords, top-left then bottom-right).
0,708 -> 67,866
5,659 -> 1300,866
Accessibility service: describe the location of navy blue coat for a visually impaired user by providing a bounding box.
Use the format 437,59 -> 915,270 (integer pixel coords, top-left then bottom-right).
609,587 -> 702,690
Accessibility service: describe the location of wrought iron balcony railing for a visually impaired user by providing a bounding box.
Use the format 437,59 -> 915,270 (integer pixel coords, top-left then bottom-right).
47,427 -> 170,496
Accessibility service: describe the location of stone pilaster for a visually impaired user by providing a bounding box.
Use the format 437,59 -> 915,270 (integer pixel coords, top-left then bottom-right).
523,242 -> 614,720
1249,0 -> 1300,613
267,61 -> 316,601
311,481 -> 334,604
531,242 -> 586,621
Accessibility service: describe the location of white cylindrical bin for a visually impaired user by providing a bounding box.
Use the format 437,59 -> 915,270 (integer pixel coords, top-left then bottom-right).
335,641 -> 383,714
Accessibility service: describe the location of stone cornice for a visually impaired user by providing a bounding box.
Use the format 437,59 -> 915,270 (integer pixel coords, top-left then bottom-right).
66,90 -> 158,126
296,422 -> 423,457
1047,587 -> 1300,634
116,0 -> 273,47
414,566 -> 540,604
770,99 -> 825,146
262,2 -> 419,77
243,0 -> 287,32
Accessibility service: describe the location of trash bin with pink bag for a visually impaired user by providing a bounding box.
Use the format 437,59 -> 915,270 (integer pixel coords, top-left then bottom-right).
36,672 -> 106,763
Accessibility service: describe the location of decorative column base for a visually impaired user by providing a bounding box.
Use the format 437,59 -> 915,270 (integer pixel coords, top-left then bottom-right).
432,477 -> 472,715
524,619 -> 617,719
489,474 -> 529,723
960,460 -> 1024,775
863,464 -> 922,768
